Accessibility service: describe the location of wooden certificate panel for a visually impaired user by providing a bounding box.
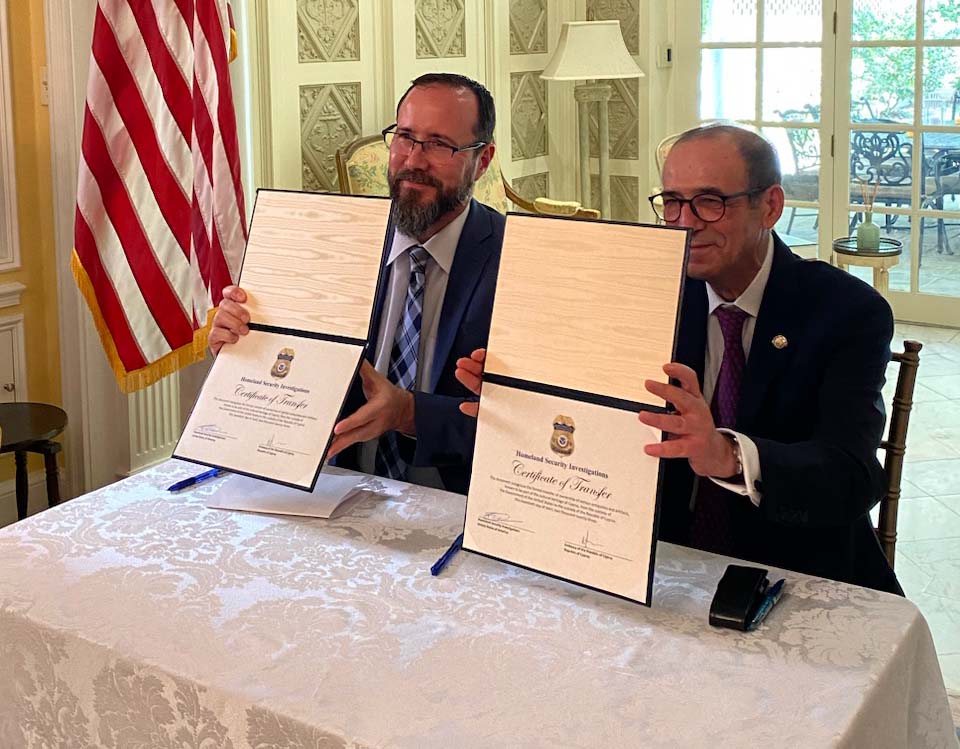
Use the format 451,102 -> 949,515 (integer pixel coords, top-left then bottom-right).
239,191 -> 392,339
485,215 -> 688,407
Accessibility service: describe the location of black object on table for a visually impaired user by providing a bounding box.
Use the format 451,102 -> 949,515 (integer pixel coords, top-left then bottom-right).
0,403 -> 68,520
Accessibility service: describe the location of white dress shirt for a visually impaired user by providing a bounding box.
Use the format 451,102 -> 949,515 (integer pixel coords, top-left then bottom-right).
358,205 -> 471,483
703,235 -> 775,507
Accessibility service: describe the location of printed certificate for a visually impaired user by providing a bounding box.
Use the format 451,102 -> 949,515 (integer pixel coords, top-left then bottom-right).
463,214 -> 689,605
175,190 -> 392,490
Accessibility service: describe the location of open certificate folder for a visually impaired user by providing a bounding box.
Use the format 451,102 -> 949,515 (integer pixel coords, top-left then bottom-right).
464,214 -> 689,605
175,190 -> 392,490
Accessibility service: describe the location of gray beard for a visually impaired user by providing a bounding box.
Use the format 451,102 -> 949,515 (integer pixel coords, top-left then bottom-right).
389,169 -> 474,238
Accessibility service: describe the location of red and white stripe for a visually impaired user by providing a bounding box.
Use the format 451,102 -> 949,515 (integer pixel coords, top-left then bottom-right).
74,0 -> 246,378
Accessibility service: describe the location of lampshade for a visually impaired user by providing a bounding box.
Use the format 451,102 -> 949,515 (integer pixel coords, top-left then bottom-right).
540,21 -> 644,81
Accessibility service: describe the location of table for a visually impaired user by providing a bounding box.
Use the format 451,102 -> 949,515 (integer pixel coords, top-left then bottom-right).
0,402 -> 67,520
833,236 -> 903,296
924,132 -> 960,151
0,460 -> 956,748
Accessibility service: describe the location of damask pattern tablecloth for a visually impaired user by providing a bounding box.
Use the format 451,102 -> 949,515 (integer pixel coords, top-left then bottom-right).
0,460 -> 956,748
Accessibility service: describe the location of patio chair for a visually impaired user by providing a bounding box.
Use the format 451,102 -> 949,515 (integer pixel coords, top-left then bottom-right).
776,106 -> 821,233
847,131 -> 955,261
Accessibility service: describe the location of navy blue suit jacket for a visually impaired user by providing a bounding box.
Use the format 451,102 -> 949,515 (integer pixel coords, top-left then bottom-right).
659,234 -> 902,594
337,199 -> 504,494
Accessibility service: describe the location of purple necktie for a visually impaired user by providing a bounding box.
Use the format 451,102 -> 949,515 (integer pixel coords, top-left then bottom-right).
710,305 -> 750,428
689,304 -> 750,554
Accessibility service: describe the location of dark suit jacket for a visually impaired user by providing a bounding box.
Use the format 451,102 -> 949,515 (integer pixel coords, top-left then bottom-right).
659,234 -> 902,594
337,199 -> 504,495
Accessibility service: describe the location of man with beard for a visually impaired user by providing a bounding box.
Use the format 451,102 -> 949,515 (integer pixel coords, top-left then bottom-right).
209,73 -> 504,493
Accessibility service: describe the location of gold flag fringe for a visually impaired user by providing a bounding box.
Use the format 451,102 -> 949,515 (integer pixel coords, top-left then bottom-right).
71,249 -> 212,394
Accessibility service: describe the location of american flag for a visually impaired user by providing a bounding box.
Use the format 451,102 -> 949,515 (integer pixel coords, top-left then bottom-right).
72,0 -> 247,393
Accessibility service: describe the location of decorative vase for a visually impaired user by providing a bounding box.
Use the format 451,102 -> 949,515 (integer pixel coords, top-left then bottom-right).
856,211 -> 881,251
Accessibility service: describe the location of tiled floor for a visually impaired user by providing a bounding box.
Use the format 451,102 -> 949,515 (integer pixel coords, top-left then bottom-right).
883,322 -> 960,694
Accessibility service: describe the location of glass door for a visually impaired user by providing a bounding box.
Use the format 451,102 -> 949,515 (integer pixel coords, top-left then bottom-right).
684,0 -> 832,260
835,0 -> 960,325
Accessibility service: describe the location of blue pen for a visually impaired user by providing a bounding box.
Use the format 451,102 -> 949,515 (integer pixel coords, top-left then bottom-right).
166,468 -> 224,492
749,578 -> 786,630
430,532 -> 464,576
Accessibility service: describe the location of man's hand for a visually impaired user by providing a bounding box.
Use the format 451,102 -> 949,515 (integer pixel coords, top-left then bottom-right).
208,286 -> 250,356
454,348 -> 486,417
638,362 -> 739,478
327,361 -> 415,458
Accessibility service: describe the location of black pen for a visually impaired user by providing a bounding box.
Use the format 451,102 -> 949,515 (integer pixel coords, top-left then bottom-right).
166,468 -> 224,492
430,532 -> 464,576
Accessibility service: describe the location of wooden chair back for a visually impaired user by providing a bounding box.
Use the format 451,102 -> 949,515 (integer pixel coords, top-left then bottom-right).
877,340 -> 922,568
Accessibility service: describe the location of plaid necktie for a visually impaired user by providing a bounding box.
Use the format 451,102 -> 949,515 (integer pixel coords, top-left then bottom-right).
689,304 -> 750,554
375,245 -> 429,479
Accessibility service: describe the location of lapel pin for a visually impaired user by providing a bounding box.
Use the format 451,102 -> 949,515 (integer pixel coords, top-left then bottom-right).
772,334 -> 788,350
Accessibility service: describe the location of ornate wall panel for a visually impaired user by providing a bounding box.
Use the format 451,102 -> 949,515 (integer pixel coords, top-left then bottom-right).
585,0 -> 639,55
589,78 -> 639,160
592,174 -> 639,222
509,0 -> 547,55
513,172 -> 549,203
415,0 -> 466,58
510,71 -> 547,161
299,83 -> 362,192
296,0 -> 360,63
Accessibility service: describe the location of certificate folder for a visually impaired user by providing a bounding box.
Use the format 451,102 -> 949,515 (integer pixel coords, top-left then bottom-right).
174,190 -> 393,491
463,214 -> 689,606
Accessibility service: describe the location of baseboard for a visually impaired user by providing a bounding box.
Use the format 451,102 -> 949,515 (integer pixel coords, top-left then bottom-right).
0,469 -> 60,529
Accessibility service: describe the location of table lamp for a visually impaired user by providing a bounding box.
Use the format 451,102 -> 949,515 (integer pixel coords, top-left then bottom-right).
541,21 -> 644,218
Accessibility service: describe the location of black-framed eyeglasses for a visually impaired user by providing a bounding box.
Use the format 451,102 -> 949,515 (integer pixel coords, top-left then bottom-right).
648,187 -> 769,223
382,125 -> 487,164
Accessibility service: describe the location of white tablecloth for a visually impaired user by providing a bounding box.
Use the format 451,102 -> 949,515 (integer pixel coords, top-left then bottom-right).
0,460 -> 956,748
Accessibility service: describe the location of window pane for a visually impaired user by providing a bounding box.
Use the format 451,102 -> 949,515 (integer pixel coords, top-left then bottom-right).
922,47 -> 960,126
701,0 -> 757,43
763,0 -> 821,42
918,204 -> 960,296
922,133 -> 960,199
766,126 -> 821,199
851,0 -> 916,42
919,133 -> 960,291
762,48 -> 820,120
700,49 -> 756,120
924,0 -> 960,41
775,209 -> 820,257
850,130 -> 915,210
850,47 -> 915,123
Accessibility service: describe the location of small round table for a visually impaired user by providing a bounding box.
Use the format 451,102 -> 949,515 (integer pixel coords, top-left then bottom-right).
0,403 -> 68,520
832,237 -> 903,297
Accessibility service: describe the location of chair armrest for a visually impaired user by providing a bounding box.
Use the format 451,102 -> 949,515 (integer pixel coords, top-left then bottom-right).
532,197 -> 600,220
502,177 -> 600,220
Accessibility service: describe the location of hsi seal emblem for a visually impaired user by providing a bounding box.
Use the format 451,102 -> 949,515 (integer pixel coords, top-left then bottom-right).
550,415 -> 575,456
270,348 -> 295,378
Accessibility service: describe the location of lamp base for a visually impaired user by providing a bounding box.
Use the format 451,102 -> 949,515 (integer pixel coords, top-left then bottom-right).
573,82 -> 613,217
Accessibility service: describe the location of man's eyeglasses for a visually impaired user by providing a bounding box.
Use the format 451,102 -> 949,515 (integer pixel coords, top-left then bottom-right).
648,187 -> 769,223
382,125 -> 487,164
